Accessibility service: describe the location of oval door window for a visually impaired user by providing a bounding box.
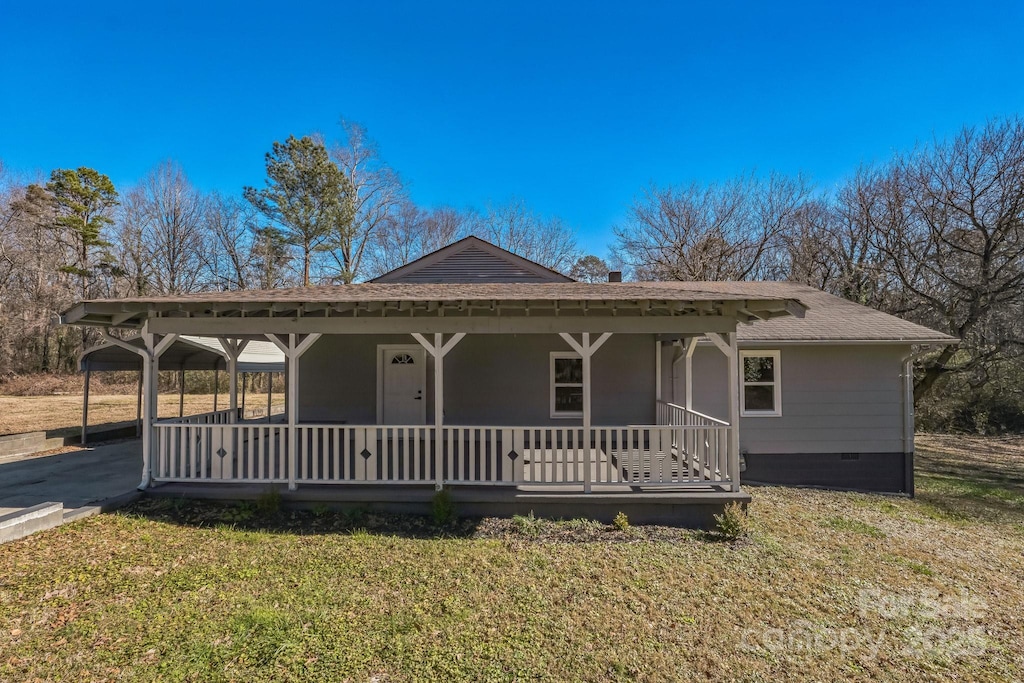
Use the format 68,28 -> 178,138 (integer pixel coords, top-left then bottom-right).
391,353 -> 415,364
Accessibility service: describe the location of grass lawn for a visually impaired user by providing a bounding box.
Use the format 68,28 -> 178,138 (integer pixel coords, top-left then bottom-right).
0,394 -> 285,438
1,436 -> 1022,681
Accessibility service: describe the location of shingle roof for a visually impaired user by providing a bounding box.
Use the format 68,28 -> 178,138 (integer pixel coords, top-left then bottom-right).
62,280 -> 955,344
74,281 -> 795,304
646,281 -> 956,343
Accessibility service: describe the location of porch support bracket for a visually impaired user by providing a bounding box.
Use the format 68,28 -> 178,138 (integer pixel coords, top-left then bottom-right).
100,326 -> 178,490
217,338 -> 250,423
266,333 -> 322,491
559,332 -> 612,493
412,332 -> 466,490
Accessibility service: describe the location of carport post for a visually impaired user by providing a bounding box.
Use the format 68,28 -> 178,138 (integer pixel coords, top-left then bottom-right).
178,368 -> 185,418
266,372 -> 272,423
241,372 -> 247,417
135,370 -> 143,437
81,369 -> 91,446
213,368 -> 219,413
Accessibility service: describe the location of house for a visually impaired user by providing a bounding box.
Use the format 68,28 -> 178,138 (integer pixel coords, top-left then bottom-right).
60,237 -> 955,525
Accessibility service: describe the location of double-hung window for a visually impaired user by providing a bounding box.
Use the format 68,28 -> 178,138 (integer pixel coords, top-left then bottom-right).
550,352 -> 583,417
740,350 -> 782,417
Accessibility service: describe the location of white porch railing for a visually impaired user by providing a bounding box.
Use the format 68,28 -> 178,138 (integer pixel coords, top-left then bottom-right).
656,400 -> 730,428
152,421 -> 734,489
159,408 -> 238,426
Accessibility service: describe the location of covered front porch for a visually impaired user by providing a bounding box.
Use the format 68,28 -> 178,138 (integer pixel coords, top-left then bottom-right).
62,283 -> 804,518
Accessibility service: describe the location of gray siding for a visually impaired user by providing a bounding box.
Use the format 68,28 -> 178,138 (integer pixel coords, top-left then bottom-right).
667,343 -> 909,454
300,333 -> 656,426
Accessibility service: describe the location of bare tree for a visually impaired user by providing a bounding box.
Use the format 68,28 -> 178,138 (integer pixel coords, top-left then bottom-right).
613,173 -> 811,281
868,119 -> 1024,399
365,202 -> 470,278
129,161 -> 208,294
471,198 -> 581,273
327,119 -> 405,282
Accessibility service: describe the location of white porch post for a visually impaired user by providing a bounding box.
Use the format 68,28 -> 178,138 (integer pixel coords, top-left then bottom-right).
218,338 -> 249,423
267,371 -> 273,423
101,325 -> 178,489
412,332 -> 465,490
655,340 -> 662,403
559,332 -> 612,493
287,335 -> 298,490
684,336 -> 698,412
81,368 -> 91,446
267,333 -> 321,491
178,368 -> 185,418
708,331 -> 741,492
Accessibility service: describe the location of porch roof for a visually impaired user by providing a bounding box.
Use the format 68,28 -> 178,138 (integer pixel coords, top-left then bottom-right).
60,282 -> 806,329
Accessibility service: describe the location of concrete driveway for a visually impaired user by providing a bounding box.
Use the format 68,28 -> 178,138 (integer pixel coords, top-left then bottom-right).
0,439 -> 141,517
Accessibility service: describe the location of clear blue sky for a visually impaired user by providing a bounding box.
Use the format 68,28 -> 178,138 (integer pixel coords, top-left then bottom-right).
2,1 -> 1022,255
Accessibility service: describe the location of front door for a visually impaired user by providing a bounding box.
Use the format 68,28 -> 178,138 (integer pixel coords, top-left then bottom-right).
379,345 -> 426,424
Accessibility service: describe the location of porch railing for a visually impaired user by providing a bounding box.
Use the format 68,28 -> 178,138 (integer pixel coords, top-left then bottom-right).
159,408 -> 238,426
656,400 -> 730,428
152,421 -> 734,489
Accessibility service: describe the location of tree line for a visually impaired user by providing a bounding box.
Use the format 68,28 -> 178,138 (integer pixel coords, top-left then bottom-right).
2,117 -> 1022,431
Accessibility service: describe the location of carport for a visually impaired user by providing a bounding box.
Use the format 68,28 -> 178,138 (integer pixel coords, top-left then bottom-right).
79,336 -> 286,444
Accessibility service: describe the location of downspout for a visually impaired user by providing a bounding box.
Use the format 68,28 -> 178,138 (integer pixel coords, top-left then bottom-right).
901,346 -> 933,497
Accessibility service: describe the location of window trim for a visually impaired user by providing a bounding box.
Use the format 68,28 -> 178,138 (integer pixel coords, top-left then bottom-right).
550,351 -> 583,419
739,350 -> 782,417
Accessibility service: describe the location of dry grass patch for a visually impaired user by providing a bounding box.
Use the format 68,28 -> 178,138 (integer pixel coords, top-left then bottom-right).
0,435 -> 1021,681
0,394 -> 284,438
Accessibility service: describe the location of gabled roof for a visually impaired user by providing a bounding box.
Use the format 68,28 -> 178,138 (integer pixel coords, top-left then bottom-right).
370,236 -> 574,283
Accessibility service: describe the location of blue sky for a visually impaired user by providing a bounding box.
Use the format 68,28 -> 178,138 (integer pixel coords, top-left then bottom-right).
2,1 -> 1022,255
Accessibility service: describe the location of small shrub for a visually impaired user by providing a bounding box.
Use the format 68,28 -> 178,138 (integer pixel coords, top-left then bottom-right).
612,511 -> 630,531
432,489 -> 456,526
222,502 -> 254,523
255,488 -> 281,514
511,511 -> 543,537
311,503 -> 331,517
714,502 -> 749,540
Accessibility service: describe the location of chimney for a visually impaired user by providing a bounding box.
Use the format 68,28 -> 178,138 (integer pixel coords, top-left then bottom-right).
607,271 -> 622,283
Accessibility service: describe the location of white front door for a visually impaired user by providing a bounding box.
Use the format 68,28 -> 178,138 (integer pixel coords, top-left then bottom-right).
379,346 -> 426,424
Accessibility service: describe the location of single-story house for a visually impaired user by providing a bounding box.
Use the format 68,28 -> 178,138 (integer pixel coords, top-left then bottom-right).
60,236 -> 955,525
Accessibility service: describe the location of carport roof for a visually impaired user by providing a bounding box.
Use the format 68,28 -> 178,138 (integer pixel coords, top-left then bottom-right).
80,335 -> 285,372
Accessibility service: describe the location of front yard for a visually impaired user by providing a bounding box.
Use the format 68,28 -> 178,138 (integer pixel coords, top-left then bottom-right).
1,435 -> 1022,681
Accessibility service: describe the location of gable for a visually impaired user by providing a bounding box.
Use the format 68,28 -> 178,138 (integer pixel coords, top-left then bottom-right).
371,236 -> 574,283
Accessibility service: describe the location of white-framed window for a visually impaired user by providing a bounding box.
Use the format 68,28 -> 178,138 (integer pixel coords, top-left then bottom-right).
550,352 -> 583,418
740,350 -> 782,417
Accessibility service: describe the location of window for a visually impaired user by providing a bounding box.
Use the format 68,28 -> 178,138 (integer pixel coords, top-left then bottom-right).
550,352 -> 583,417
740,350 -> 781,417
391,353 -> 415,364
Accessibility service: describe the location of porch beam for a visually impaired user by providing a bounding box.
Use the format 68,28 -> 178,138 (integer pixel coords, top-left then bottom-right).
683,337 -> 697,410
148,315 -> 738,336
655,341 -> 662,403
